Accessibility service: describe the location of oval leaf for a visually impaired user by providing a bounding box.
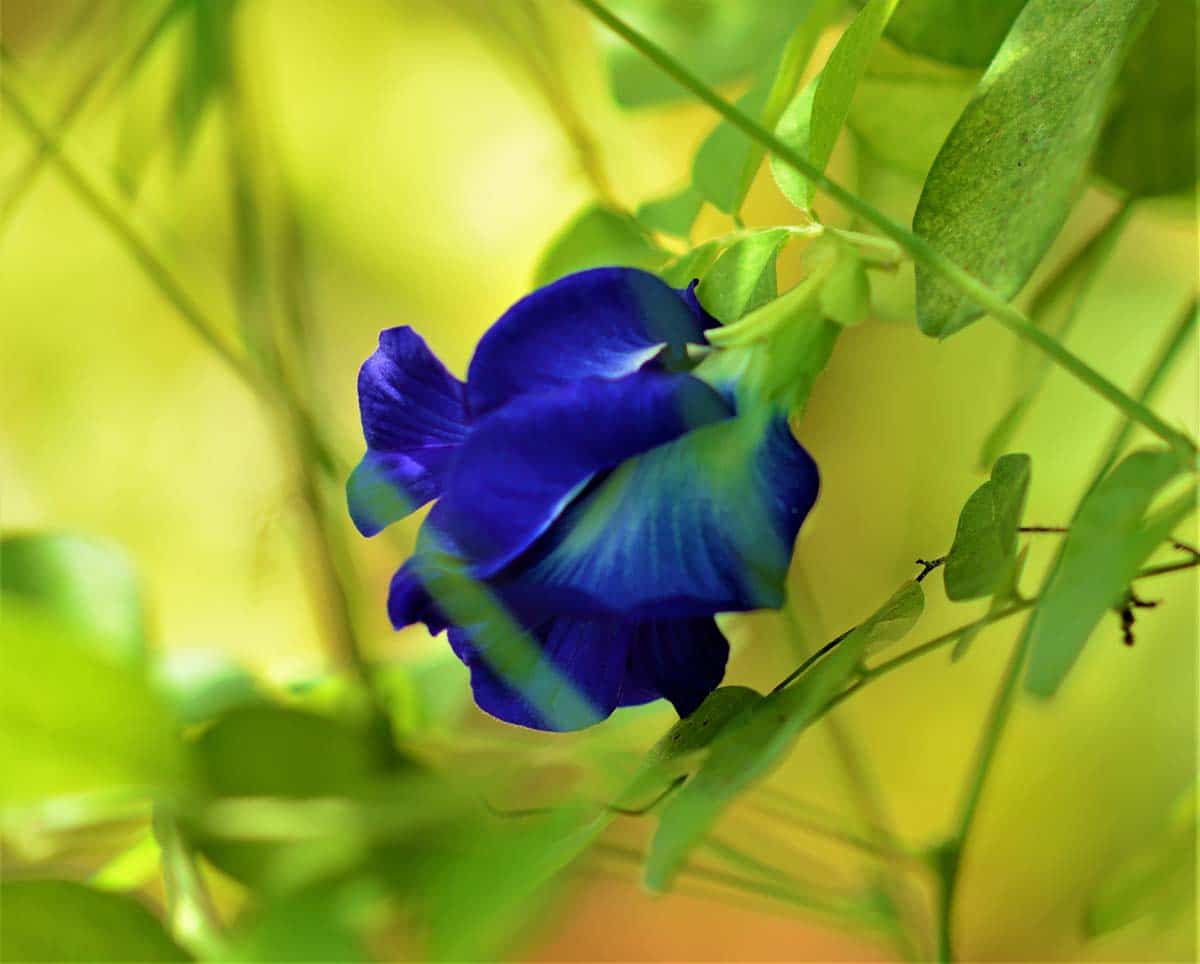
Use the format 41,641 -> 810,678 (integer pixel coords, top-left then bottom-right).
0,600 -> 185,804
534,204 -> 666,286
944,453 -> 1032,601
1,532 -> 147,666
913,0 -> 1150,337
0,880 -> 188,963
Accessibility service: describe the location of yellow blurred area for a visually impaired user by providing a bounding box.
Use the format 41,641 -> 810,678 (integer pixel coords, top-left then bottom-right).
1,1 -> 1196,960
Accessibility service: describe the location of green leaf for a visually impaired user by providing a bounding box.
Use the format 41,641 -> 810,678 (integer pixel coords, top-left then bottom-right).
0,880 -> 189,962
1024,449 -> 1195,698
659,239 -> 724,288
1095,0 -> 1197,198
913,0 -> 1150,337
846,40 -> 977,180
696,228 -> 791,323
1,532 -> 147,666
952,545 -> 1029,661
1086,788 -> 1196,937
772,0 -> 899,211
944,454 -> 1032,601
0,600 -> 186,804
186,704 -> 390,885
858,579 -> 925,655
879,0 -> 1027,68
172,0 -> 237,163
693,0 -> 836,215
534,203 -> 666,286
616,686 -> 764,807
636,184 -> 704,239
226,889 -> 370,963
645,581 -> 920,890
601,0 -> 815,108
423,807 -> 604,962
819,238 -> 871,326
154,649 -> 265,726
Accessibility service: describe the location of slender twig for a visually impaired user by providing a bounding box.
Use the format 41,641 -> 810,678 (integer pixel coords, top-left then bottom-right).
572,0 -> 1199,459
152,809 -> 225,959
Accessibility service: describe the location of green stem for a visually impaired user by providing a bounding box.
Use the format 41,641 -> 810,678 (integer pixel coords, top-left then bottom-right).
936,627 -> 1033,960
1086,294 -> 1199,491
152,809 -> 226,959
573,0 -> 1198,459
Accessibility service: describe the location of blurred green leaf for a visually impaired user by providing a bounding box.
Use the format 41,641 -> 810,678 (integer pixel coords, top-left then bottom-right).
636,184 -> 704,239
1024,449 -> 1195,698
534,203 -> 667,285
772,0 -> 898,211
878,0 -> 1027,67
0,600 -> 185,804
697,228 -> 791,322
376,653 -> 472,735
423,806 -> 604,962
693,78 -> 775,215
601,0 -> 814,108
224,887 -> 370,963
913,0 -> 1149,337
1086,788 -> 1196,937
1,532 -> 147,666
186,704 -> 391,885
172,0 -> 237,163
646,580 -> 922,889
155,649 -> 265,726
944,453 -> 1032,601
819,238 -> 871,326
1095,0 -> 1197,198
0,880 -> 189,962
846,40 -> 976,180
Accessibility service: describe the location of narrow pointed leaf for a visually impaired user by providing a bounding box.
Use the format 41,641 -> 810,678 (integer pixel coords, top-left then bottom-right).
1024,449 -> 1194,698
772,0 -> 899,210
913,0 -> 1151,337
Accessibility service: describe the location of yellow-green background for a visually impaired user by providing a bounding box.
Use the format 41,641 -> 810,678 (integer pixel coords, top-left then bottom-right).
2,1 -> 1196,960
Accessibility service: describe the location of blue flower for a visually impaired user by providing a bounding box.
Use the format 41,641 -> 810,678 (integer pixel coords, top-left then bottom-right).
348,267 -> 819,731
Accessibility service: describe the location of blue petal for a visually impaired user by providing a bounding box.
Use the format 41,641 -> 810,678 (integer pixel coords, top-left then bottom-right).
428,371 -> 733,577
448,614 -> 728,731
622,618 -> 729,717
348,327 -> 467,535
506,411 -> 819,618
466,268 -> 717,418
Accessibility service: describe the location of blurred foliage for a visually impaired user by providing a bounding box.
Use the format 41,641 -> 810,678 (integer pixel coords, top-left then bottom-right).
1,0 -> 1196,961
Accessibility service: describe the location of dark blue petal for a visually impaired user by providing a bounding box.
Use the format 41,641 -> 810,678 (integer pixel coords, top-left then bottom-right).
448,616 -> 631,731
622,618 -> 729,717
429,371 -> 733,577
348,327 -> 467,535
507,412 -> 819,618
466,268 -> 716,418
447,614 -> 727,731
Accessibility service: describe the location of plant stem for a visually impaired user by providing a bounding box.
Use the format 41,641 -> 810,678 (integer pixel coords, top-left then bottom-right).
572,0 -> 1199,459
0,72 -> 345,479
152,809 -> 225,959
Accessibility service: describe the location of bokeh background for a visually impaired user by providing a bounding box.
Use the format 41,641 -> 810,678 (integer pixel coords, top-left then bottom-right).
2,1 -> 1196,960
